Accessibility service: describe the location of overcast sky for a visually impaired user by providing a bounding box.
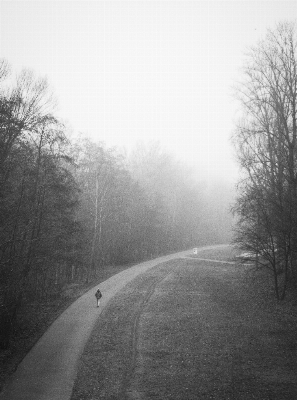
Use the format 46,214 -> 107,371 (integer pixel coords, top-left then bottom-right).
1,1 -> 296,183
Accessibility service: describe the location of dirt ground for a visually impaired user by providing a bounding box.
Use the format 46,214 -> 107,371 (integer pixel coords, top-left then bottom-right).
71,247 -> 297,400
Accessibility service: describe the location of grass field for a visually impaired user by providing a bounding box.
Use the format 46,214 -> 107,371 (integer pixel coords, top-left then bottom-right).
189,245 -> 241,261
71,246 -> 297,399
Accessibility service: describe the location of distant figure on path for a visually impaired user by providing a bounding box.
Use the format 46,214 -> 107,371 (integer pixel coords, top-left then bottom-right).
95,288 -> 102,307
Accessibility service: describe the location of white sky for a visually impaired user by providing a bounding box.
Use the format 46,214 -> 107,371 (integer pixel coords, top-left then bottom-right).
1,1 -> 296,183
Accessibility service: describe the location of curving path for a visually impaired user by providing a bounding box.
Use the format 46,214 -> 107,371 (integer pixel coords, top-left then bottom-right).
0,245 -> 224,400
71,248 -> 297,400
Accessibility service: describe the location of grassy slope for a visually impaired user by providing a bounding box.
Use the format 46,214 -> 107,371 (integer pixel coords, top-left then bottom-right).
71,246 -> 297,400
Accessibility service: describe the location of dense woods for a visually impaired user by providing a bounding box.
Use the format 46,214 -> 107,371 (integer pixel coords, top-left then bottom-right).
233,21 -> 297,299
0,59 -> 232,348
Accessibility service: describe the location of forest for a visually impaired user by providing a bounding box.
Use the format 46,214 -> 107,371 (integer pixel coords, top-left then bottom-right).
0,58 -> 233,348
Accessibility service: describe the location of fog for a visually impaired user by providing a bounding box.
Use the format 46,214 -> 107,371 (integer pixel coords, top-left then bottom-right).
2,1 -> 296,188
2,2 -> 297,358
1,1 -> 296,250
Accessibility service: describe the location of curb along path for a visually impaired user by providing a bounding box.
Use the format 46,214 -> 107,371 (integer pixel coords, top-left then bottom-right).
0,245 -> 226,400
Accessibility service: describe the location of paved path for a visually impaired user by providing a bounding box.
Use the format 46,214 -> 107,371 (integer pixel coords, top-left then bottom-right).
0,246 -> 225,400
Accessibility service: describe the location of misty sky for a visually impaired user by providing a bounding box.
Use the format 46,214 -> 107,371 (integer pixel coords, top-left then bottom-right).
1,1 -> 296,182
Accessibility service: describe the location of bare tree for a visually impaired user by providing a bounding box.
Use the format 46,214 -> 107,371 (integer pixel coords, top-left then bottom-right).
233,21 -> 297,299
0,65 -> 78,348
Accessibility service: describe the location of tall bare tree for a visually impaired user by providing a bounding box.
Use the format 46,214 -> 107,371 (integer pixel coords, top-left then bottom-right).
0,64 -> 78,347
233,21 -> 297,299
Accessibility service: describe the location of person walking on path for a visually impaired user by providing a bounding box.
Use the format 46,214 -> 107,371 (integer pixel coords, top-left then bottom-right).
95,288 -> 102,307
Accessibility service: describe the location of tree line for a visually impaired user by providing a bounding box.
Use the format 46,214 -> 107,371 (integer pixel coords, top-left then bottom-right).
232,21 -> 297,300
0,58 -> 233,347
